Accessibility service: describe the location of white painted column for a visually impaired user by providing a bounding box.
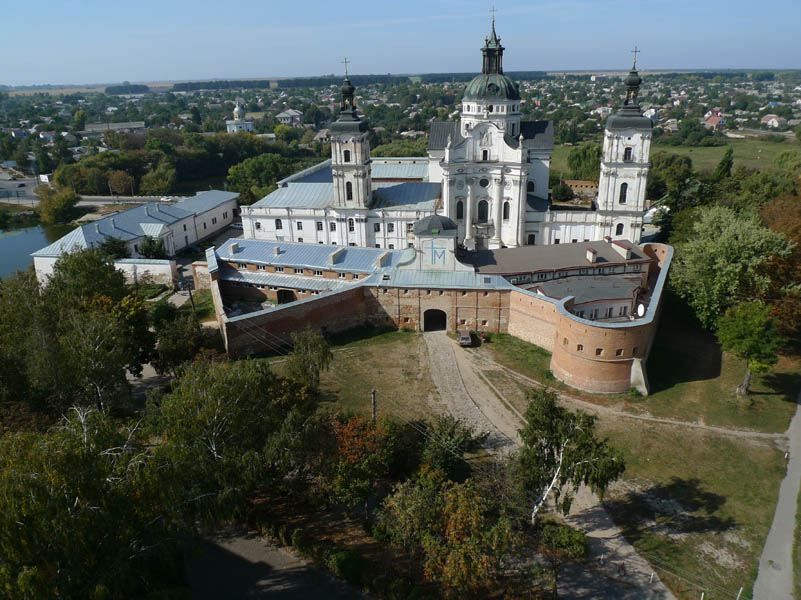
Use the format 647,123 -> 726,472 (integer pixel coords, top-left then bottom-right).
465,185 -> 474,242
491,175 -> 503,246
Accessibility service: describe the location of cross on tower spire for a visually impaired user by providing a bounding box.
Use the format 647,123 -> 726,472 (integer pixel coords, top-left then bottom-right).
341,57 -> 350,79
631,46 -> 640,69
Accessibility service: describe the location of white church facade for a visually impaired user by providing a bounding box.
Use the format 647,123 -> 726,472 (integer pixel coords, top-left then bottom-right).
241,19 -> 652,251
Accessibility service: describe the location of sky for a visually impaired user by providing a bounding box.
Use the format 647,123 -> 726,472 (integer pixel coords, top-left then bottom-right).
2,0 -> 800,86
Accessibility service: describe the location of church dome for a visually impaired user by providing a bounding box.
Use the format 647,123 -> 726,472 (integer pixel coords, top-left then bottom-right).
624,69 -> 642,88
414,214 -> 458,236
463,73 -> 520,102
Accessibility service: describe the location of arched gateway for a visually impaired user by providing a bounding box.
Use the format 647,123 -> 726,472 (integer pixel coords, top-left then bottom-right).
423,309 -> 447,331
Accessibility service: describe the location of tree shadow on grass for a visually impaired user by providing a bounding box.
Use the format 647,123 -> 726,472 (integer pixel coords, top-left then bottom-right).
604,477 -> 736,543
646,292 -> 723,393
751,371 -> 801,402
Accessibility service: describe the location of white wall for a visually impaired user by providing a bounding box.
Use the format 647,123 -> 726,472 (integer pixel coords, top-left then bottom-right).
115,259 -> 178,286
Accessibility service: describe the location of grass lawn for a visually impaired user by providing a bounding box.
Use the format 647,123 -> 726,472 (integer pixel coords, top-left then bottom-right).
600,421 -> 785,600
551,137 -> 797,178
134,282 -> 169,300
485,295 -> 799,434
268,327 -> 439,421
178,289 -> 216,321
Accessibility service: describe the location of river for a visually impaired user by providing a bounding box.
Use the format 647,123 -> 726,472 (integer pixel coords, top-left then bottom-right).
0,225 -> 72,278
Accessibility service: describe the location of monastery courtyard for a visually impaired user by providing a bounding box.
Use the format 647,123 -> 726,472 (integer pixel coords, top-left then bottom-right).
262,303 -> 800,599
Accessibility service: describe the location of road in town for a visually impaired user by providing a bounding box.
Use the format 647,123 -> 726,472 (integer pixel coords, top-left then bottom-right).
753,388 -> 801,600
422,331 -> 675,599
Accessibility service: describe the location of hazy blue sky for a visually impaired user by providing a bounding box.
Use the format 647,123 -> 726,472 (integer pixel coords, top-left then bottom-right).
3,0 -> 799,85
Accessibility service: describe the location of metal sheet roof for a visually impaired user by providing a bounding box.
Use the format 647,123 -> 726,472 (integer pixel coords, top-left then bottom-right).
378,269 -> 512,290
252,183 -> 335,209
174,190 -> 239,214
530,275 -> 641,304
371,161 -> 428,180
221,268 -> 353,292
428,122 -> 463,151
372,182 -> 440,211
217,238 -> 413,273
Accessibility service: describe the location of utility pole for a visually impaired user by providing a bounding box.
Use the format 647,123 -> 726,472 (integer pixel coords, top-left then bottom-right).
370,389 -> 377,424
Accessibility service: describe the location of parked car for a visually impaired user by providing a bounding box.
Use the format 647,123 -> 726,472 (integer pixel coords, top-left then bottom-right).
457,330 -> 472,347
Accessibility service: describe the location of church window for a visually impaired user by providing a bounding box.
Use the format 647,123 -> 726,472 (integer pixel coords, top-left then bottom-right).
387,223 -> 395,233
623,147 -> 633,161
502,201 -> 510,220
296,221 -> 302,230
456,200 -> 464,219
554,238 -> 560,244
344,149 -> 351,163
348,218 -> 355,232
329,222 -> 336,232
406,223 -> 414,232
482,150 -> 489,161
527,181 -> 535,193
275,219 -> 282,230
479,178 -> 489,188
388,244 -> 394,249
316,221 -> 323,231
346,181 -> 353,201
477,200 -> 489,223
374,223 -> 381,232
488,105 -> 494,113
297,238 -> 303,243
510,123 -> 515,136
255,222 -> 262,230
527,234 -> 536,245
615,223 -> 624,236
619,183 -> 628,204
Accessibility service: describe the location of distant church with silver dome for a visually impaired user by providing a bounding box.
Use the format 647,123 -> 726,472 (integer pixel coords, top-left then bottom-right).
241,17 -> 652,251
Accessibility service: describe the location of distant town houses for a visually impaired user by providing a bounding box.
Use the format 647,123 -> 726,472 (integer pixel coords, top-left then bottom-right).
81,121 -> 147,136
704,108 -> 726,130
276,108 -> 304,127
761,114 -> 788,129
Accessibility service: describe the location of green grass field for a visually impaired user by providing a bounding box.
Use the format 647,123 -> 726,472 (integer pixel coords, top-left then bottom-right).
178,289 -> 216,321
552,137 -> 799,177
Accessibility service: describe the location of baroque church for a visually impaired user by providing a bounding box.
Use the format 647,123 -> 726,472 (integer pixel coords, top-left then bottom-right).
240,18 -> 652,251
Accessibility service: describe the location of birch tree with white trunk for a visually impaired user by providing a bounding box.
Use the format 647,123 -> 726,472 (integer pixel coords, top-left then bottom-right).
515,388 -> 625,524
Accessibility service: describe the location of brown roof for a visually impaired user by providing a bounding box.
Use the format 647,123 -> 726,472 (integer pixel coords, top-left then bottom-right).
469,240 -> 649,275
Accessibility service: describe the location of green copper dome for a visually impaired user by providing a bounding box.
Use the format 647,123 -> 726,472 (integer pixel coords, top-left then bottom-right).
463,73 -> 520,102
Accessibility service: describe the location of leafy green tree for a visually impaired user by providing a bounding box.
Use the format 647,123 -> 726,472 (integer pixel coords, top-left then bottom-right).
552,181 -> 574,201
372,138 -> 429,157
107,169 -> 134,195
566,142 -> 601,180
139,162 -> 176,195
36,185 -> 79,224
190,105 -> 202,125
421,415 -> 485,482
139,235 -> 167,259
0,408 -> 187,599
717,302 -> 782,395
72,109 -> 87,131
646,152 -> 693,200
226,153 -> 295,203
97,236 -> 131,259
671,206 -> 791,328
538,522 -> 588,596
712,146 -> 734,181
152,314 -> 204,377
45,249 -> 128,306
515,388 -> 624,524
285,325 -> 332,391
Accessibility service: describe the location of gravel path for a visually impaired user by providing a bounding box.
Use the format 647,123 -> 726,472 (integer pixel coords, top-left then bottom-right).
422,332 -> 674,599
753,388 -> 801,600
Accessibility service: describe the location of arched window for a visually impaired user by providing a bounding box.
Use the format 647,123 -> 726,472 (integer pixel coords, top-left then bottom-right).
343,149 -> 351,163
623,147 -> 633,161
527,181 -> 535,194
346,181 -> 353,201
502,201 -> 510,220
456,200 -> 464,219
477,200 -> 489,223
275,219 -> 282,230
619,183 -> 628,204
482,150 -> 489,161
348,218 -> 355,232
615,223 -> 624,236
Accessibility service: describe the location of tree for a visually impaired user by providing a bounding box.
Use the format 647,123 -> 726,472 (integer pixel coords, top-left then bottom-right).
226,153 -> 295,203
36,185 -> 79,224
515,388 -> 625,524
671,206 -> 791,328
566,143 -> 601,180
107,169 -> 134,195
760,195 -> 801,338
538,522 -> 588,596
717,302 -> 782,395
284,325 -> 332,391
712,146 -> 734,181
139,162 -> 176,195
97,236 -> 130,259
190,105 -> 202,125
421,415 -> 485,482
44,249 -> 128,306
72,109 -> 87,131
139,235 -> 167,259
152,314 -> 204,377
646,152 -> 693,200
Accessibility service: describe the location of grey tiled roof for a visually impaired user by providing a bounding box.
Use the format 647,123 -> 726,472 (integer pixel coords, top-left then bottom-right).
506,120 -> 554,149
372,182 -> 440,211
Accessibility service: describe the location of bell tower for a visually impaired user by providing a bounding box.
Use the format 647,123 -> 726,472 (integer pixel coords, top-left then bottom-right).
330,59 -> 372,209
596,49 -> 652,243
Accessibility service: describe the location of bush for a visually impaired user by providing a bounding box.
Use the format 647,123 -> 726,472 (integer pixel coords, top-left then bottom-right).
325,549 -> 367,586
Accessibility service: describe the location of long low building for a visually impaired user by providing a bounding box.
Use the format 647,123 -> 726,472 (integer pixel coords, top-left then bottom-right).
195,215 -> 672,395
32,190 -> 239,281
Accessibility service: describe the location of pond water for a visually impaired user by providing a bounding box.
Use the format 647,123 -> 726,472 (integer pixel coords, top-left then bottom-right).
0,225 -> 72,278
